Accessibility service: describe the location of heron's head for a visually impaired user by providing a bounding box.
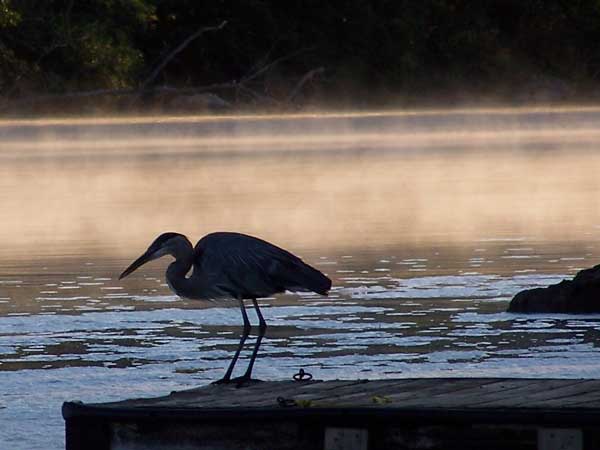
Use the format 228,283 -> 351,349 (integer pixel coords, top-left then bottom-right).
119,232 -> 191,280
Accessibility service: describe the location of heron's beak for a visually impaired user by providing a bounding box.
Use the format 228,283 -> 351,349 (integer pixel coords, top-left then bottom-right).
119,250 -> 160,280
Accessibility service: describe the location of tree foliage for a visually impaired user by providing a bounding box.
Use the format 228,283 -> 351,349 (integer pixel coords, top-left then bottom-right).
2,0 -> 600,104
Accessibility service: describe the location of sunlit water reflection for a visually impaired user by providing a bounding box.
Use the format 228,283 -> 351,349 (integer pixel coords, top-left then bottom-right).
3,108 -> 600,449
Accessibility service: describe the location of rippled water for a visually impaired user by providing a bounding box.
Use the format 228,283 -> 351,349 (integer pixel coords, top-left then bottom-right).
3,108 -> 600,449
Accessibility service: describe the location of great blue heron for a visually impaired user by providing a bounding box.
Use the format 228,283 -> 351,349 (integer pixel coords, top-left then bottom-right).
119,231 -> 331,384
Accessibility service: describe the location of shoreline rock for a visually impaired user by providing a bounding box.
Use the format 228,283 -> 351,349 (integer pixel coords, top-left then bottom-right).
508,264 -> 600,313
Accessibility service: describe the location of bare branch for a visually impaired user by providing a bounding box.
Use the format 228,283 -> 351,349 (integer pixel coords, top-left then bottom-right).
286,67 -> 325,103
0,41 -> 320,113
236,84 -> 280,106
139,20 -> 228,92
244,43 -> 278,81
240,47 -> 313,85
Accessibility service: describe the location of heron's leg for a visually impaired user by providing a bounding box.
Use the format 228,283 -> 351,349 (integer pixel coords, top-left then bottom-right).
239,297 -> 251,335
214,298 -> 250,384
216,331 -> 248,383
237,325 -> 265,383
252,298 -> 267,331
232,300 -> 266,385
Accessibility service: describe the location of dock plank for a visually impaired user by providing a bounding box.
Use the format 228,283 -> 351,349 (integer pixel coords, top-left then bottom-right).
468,380 -> 593,407
381,378 -> 528,408
522,380 -> 600,408
329,378 -> 499,407
89,378 -> 600,411
64,378 -> 600,450
399,379 -> 575,408
294,378 -> 424,405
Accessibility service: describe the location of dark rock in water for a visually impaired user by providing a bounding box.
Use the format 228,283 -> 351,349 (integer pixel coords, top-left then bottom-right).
508,265 -> 600,313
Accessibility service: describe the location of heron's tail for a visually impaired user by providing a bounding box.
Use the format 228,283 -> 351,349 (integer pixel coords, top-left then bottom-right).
281,259 -> 332,295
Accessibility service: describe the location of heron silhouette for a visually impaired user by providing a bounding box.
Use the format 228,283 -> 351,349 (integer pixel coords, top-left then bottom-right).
119,232 -> 331,384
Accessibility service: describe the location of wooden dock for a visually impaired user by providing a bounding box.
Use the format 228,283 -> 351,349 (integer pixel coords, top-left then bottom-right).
62,378 -> 600,450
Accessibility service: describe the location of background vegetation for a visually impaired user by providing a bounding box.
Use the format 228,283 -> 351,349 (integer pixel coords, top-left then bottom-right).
2,0 -> 600,112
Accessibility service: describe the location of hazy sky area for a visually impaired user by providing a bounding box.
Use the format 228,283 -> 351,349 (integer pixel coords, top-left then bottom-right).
2,108 -> 600,261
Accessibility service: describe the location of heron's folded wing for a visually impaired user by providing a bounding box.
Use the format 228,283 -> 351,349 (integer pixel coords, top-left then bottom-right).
194,234 -> 330,297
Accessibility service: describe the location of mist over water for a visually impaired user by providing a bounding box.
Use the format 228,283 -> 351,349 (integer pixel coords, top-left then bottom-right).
3,107 -> 600,449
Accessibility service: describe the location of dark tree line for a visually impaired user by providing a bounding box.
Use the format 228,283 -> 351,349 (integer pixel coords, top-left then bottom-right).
1,0 -> 600,109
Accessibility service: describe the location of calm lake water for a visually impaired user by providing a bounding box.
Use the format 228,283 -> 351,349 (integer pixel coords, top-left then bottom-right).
3,108 -> 600,449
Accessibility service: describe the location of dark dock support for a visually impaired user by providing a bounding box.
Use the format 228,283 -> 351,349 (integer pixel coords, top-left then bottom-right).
63,378 -> 600,450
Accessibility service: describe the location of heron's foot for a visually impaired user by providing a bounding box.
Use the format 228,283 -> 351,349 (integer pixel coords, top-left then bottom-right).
212,377 -> 234,385
231,375 -> 263,388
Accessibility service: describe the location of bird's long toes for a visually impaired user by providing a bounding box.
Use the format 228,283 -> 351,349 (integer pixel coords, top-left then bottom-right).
231,375 -> 263,388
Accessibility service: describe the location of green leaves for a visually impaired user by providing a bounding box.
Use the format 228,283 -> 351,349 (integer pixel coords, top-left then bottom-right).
0,0 -> 20,29
371,395 -> 392,405
1,0 -> 600,104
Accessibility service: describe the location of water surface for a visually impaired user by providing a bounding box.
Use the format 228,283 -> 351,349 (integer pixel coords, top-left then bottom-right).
2,108 -> 600,449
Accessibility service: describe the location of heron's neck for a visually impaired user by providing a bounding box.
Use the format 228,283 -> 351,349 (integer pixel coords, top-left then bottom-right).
165,245 -> 195,299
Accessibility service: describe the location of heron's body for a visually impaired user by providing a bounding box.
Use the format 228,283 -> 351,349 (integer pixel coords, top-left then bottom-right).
166,232 -> 330,301
119,231 -> 331,384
